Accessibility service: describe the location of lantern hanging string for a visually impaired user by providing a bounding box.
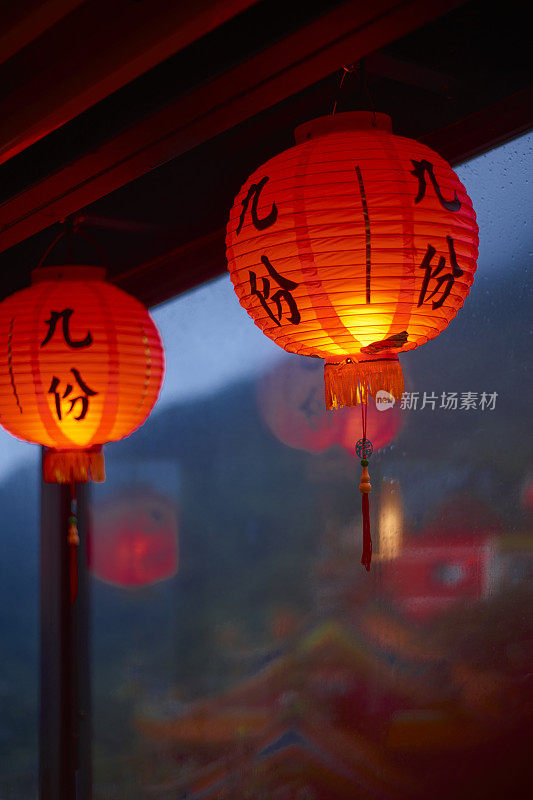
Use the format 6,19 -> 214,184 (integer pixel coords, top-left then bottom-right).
332,65 -> 354,115
331,60 -> 376,125
68,476 -> 80,605
359,393 -> 372,571
36,215 -> 109,271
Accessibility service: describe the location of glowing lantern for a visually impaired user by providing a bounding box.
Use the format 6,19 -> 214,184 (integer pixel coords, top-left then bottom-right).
227,112 -> 478,569
0,265 -> 164,483
89,489 -> 178,587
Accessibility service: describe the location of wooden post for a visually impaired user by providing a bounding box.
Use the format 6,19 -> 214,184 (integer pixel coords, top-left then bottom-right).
39,452 -> 92,800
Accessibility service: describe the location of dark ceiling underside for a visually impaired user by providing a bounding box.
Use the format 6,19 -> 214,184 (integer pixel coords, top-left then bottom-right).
0,0 -> 530,306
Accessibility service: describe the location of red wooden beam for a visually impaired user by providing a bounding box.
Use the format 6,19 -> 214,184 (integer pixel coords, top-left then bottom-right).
0,0 -> 465,257
0,0 -> 259,167
114,86 -> 533,307
0,0 -> 85,67
420,86 -> 533,165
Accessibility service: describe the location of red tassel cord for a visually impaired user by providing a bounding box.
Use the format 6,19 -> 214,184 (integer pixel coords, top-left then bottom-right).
68,479 -> 79,605
358,397 -> 373,571
361,491 -> 372,571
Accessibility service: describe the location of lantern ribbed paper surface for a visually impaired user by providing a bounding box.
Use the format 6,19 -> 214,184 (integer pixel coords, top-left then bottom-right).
226,112 -> 478,407
0,265 -> 164,482
226,111 -> 478,570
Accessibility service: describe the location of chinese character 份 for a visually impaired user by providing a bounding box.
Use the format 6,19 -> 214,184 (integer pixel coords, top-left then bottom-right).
250,256 -> 301,327
48,369 -> 98,422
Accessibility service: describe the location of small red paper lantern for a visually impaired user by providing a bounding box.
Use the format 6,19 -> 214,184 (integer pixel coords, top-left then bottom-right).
89,489 -> 178,587
227,111 -> 478,569
0,265 -> 164,483
257,358 -> 344,453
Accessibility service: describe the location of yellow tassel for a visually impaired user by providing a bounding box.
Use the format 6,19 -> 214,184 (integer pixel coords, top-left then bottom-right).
43,447 -> 106,484
324,358 -> 404,410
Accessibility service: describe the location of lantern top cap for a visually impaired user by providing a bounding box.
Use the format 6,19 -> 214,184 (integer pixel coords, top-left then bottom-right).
31,265 -> 106,284
295,112 -> 392,144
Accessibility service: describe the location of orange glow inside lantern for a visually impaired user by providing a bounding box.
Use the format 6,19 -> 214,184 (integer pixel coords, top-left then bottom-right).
0,265 -> 164,483
227,111 -> 478,569
226,111 -> 478,408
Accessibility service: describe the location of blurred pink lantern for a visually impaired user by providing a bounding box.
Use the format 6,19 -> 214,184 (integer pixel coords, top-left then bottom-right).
257,358 -> 402,455
89,489 -> 178,587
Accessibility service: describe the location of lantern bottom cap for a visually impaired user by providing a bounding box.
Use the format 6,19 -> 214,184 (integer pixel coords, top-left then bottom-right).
324,357 -> 404,410
43,446 -> 105,484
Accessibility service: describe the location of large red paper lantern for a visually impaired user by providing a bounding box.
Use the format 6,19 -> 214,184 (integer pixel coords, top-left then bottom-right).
89,489 -> 178,587
227,112 -> 478,568
0,265 -> 164,483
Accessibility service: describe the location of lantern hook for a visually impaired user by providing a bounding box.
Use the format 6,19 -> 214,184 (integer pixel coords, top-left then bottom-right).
36,215 -> 109,271
331,60 -> 377,126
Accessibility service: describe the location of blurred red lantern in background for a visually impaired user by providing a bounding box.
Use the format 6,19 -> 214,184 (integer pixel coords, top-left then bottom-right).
89,489 -> 178,588
257,357 -> 401,455
257,358 -> 342,453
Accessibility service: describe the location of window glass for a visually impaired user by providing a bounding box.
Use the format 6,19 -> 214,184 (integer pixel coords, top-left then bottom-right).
73,130 -> 533,797
0,435 -> 39,798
